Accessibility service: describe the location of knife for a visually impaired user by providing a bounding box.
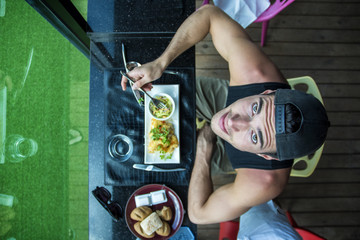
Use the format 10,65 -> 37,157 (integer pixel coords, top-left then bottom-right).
133,164 -> 186,172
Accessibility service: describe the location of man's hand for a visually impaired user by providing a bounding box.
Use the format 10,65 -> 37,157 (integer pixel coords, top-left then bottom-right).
121,60 -> 165,91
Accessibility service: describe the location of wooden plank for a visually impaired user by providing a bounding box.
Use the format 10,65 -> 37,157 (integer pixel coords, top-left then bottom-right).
197,229 -> 219,240
288,169 -> 360,183
322,99 -> 360,112
326,112 -> 360,126
327,127 -> 360,140
318,84 -> 360,98
280,183 -> 360,198
245,28 -> 360,43
279,2 -> 360,16
253,15 -> 360,30
278,198 -> 360,212
197,41 -> 360,57
197,226 -> 360,240
196,55 -> 360,70
195,0 -> 360,10
196,69 -> 230,80
317,154 -> 360,168
202,28 -> 360,43
198,223 -> 221,230
270,56 -> 360,70
307,227 -> 360,240
282,70 -> 360,84
290,212 -> 360,227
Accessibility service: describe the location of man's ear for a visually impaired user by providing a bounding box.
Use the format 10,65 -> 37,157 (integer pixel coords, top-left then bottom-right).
260,89 -> 276,95
257,153 -> 279,161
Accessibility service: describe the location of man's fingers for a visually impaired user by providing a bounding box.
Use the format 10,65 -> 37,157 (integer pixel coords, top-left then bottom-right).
121,76 -> 128,91
132,78 -> 150,90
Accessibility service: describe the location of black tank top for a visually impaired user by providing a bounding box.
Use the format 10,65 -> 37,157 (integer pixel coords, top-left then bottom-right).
225,82 -> 294,170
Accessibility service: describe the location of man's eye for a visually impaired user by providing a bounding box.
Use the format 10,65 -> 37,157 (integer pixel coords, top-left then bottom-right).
251,131 -> 258,144
252,103 -> 258,115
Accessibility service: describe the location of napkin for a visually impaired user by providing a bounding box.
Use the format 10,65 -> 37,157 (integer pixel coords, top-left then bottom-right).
213,0 -> 271,28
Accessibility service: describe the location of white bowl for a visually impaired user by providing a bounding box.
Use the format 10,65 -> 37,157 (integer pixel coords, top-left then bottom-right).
147,93 -> 175,121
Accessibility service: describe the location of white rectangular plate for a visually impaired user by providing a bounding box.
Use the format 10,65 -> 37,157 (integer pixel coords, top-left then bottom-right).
144,85 -> 180,164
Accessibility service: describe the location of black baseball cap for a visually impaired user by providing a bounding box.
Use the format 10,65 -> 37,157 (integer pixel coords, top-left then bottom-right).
274,89 -> 330,160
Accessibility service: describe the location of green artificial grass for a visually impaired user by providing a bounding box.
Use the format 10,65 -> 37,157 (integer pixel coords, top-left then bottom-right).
0,1 -> 89,239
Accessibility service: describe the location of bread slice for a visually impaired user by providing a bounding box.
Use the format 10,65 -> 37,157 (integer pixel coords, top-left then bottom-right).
156,206 -> 172,221
130,206 -> 152,221
140,212 -> 163,236
134,222 -> 155,239
156,220 -> 171,237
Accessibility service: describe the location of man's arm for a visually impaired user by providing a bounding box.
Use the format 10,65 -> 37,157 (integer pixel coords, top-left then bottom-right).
121,5 -> 286,91
188,125 -> 290,224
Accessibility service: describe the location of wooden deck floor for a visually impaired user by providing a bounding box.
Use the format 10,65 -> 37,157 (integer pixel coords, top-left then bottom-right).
195,0 -> 360,239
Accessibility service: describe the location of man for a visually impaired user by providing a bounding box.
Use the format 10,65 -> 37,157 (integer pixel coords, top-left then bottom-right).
121,5 -> 329,225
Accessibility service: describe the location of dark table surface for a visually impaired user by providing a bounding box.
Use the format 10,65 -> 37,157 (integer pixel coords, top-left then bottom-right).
87,1 -> 196,239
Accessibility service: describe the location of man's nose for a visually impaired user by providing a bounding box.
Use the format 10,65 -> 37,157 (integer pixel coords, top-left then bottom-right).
228,114 -> 250,131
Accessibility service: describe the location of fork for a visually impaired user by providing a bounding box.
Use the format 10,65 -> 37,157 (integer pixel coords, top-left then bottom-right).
120,71 -> 166,109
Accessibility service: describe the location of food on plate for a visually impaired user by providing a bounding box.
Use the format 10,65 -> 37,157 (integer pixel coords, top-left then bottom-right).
130,206 -> 153,221
156,221 -> 171,237
156,206 -> 173,221
148,119 -> 178,155
140,212 -> 163,236
134,222 -> 155,239
130,204 -> 174,238
149,95 -> 173,119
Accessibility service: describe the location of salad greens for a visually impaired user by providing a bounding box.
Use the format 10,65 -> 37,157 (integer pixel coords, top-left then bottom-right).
150,95 -> 173,118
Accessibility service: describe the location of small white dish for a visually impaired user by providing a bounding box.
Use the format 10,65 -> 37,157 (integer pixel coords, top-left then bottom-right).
147,93 -> 175,121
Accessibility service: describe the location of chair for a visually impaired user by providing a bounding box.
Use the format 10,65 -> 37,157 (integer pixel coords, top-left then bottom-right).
199,0 -> 295,47
254,0 -> 295,47
218,221 -> 239,240
287,76 -> 325,177
286,211 -> 326,240
219,211 -> 326,240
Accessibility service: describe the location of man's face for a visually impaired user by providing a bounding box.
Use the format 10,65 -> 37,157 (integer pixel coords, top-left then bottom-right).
211,93 -> 277,156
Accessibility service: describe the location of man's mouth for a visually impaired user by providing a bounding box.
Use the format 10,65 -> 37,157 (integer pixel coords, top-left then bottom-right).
219,112 -> 229,135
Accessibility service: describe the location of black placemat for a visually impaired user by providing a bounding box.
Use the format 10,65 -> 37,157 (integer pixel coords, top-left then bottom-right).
104,68 -> 195,186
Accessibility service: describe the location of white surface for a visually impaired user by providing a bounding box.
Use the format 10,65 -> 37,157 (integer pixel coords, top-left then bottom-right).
214,0 -> 270,28
144,85 -> 180,164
